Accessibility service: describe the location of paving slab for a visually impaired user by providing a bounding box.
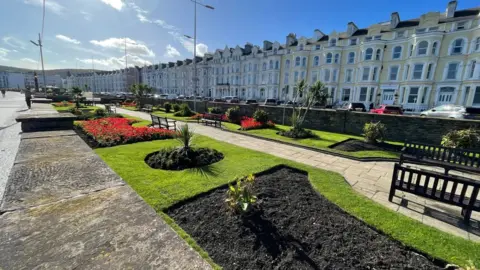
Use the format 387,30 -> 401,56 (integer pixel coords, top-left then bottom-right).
21,129 -> 77,139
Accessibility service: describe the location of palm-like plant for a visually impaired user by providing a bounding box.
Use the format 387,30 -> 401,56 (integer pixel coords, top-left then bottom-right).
289,79 -> 327,131
71,86 -> 83,108
176,124 -> 195,150
130,83 -> 154,108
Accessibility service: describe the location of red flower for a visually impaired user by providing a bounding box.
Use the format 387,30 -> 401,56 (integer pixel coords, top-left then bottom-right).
240,117 -> 275,130
77,117 -> 175,147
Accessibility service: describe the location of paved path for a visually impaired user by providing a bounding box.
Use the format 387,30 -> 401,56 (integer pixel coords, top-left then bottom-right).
0,91 -> 27,201
113,107 -> 480,241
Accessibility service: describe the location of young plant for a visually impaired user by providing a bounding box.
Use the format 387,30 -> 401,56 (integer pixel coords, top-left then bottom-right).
174,103 -> 195,117
176,124 -> 195,150
71,87 -> 83,109
363,121 -> 386,143
164,102 -> 172,113
225,174 -> 257,214
253,109 -> 269,123
289,79 -> 327,132
129,83 -> 153,108
441,128 -> 480,149
173,103 -> 181,112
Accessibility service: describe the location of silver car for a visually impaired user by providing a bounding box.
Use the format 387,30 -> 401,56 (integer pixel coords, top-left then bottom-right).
420,104 -> 466,119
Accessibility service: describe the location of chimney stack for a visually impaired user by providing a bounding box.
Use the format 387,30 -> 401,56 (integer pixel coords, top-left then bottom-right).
390,12 -> 400,29
446,1 -> 457,18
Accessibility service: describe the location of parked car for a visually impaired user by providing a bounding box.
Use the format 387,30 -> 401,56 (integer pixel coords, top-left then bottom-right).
339,102 -> 367,112
230,97 -> 240,103
264,98 -> 277,106
223,96 -> 235,102
245,99 -> 257,104
177,95 -> 186,100
420,104 -> 466,119
213,98 -> 225,102
462,107 -> 480,120
370,105 -> 403,115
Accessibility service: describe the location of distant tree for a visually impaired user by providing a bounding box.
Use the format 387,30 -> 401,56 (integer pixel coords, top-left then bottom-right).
71,87 -> 83,108
129,83 -> 154,108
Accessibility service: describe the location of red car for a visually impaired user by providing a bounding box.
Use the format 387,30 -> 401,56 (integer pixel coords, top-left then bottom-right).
370,105 -> 403,115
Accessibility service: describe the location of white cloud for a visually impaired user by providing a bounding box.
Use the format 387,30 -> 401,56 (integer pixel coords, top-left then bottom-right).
100,0 -> 124,11
153,19 -> 178,31
80,11 -> 92,21
0,47 -> 10,61
137,14 -> 151,23
23,0 -> 65,15
90,37 -> 155,58
76,54 -> 151,70
164,45 -> 180,58
3,36 -> 27,50
168,32 -> 209,57
128,2 -> 147,14
21,58 -> 38,64
56,34 -> 81,44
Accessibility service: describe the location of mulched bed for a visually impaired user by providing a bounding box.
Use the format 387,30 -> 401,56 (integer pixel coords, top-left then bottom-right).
167,166 -> 443,270
145,147 -> 224,170
329,138 -> 403,153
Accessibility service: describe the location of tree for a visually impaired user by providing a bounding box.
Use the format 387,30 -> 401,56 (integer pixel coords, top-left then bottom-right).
130,83 -> 154,108
71,87 -> 83,108
290,79 -> 327,131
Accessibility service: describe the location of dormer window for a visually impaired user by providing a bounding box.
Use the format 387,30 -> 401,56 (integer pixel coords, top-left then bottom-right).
456,21 -> 467,31
396,30 -> 406,39
429,26 -> 439,32
415,28 -> 426,34
350,38 -> 357,45
365,36 -> 373,42
329,39 -> 337,47
315,45 -> 321,50
298,44 -> 304,51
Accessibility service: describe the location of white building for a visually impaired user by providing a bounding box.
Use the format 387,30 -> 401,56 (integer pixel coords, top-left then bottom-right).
0,72 -> 25,89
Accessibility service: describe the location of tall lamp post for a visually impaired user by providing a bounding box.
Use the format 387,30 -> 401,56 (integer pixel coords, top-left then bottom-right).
30,33 -> 47,94
185,0 -> 214,112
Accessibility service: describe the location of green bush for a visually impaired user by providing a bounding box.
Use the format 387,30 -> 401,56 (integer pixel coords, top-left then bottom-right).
173,103 -> 195,117
209,107 -> 223,114
226,106 -> 242,124
173,103 -> 181,112
363,122 -> 386,143
253,109 -> 269,123
225,174 -> 257,214
95,108 -> 106,117
69,107 -> 83,116
164,102 -> 172,113
441,128 -> 480,149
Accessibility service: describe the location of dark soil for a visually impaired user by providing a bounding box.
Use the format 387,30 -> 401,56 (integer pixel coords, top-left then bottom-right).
74,125 -> 99,149
329,138 -> 403,153
277,128 -> 317,139
145,147 -> 224,170
167,166 -> 443,270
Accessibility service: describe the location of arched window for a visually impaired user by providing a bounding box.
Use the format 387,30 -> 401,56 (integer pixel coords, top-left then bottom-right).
365,48 -> 373,60
470,60 -> 476,78
262,62 -> 267,70
295,57 -> 301,66
348,52 -> 355,64
269,60 -> 273,69
334,54 -> 339,64
326,53 -> 332,64
285,59 -> 290,69
431,42 -> 438,55
392,46 -> 402,59
275,61 -> 279,69
302,57 -> 307,67
313,56 -> 319,66
417,41 -> 428,56
451,38 -> 465,55
375,49 -> 381,60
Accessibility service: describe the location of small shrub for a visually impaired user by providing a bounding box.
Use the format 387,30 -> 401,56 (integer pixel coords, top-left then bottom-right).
95,108 -> 106,117
226,106 -> 242,124
253,109 -> 269,123
225,174 -> 257,214
164,102 -> 172,113
278,127 -> 316,139
363,122 -> 386,143
173,103 -> 195,117
441,128 -> 480,149
176,124 -> 195,149
209,107 -> 223,114
69,107 -> 83,116
145,147 -> 224,170
173,103 -> 181,112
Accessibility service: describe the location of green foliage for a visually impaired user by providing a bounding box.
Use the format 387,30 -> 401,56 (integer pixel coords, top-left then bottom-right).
441,128 -> 480,149
129,83 -> 154,108
146,147 -> 224,170
71,87 -> 83,108
174,103 -> 195,117
176,124 -> 195,150
226,106 -> 241,124
69,107 -> 83,116
164,102 -> 172,113
363,122 -> 386,143
225,174 -> 257,213
209,107 -> 223,114
253,109 -> 269,123
290,80 -> 327,131
173,103 -> 181,112
95,108 -> 106,117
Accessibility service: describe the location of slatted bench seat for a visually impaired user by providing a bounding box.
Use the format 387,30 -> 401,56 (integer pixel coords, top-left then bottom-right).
400,141 -> 480,175
105,104 -> 116,114
141,104 -> 153,113
389,163 -> 480,224
151,114 -> 176,130
197,113 -> 222,128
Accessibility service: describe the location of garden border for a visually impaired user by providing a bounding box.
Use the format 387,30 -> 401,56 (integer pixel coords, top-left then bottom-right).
166,164 -> 448,268
221,127 -> 399,162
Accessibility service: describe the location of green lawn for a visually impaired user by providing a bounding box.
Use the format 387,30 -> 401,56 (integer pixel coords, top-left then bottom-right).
222,122 -> 401,159
152,110 -> 198,122
96,136 -> 479,268
52,105 -> 98,112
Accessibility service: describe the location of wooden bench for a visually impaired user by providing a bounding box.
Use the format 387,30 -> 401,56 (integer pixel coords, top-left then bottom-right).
197,113 -> 222,128
400,141 -> 480,175
389,163 -> 480,224
104,104 -> 116,114
141,104 -> 153,113
151,114 -> 176,130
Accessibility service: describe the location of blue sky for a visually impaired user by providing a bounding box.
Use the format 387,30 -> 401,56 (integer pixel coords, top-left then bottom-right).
0,0 -> 478,70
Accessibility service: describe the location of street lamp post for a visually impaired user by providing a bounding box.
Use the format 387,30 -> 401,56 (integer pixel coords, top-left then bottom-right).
187,0 -> 214,112
30,33 -> 47,94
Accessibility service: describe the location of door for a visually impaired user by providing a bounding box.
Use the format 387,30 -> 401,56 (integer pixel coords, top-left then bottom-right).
437,87 -> 455,105
382,89 -> 395,105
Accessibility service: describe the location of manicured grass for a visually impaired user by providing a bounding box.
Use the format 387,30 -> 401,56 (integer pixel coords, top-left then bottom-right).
52,105 -> 98,112
222,122 -> 401,159
96,136 -> 479,268
121,106 -> 139,111
152,110 -> 198,122
121,114 -> 151,127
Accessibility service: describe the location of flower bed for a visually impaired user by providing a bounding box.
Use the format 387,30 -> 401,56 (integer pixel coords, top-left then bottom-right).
240,117 -> 275,131
189,113 -> 228,121
52,101 -> 74,107
76,117 -> 175,147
